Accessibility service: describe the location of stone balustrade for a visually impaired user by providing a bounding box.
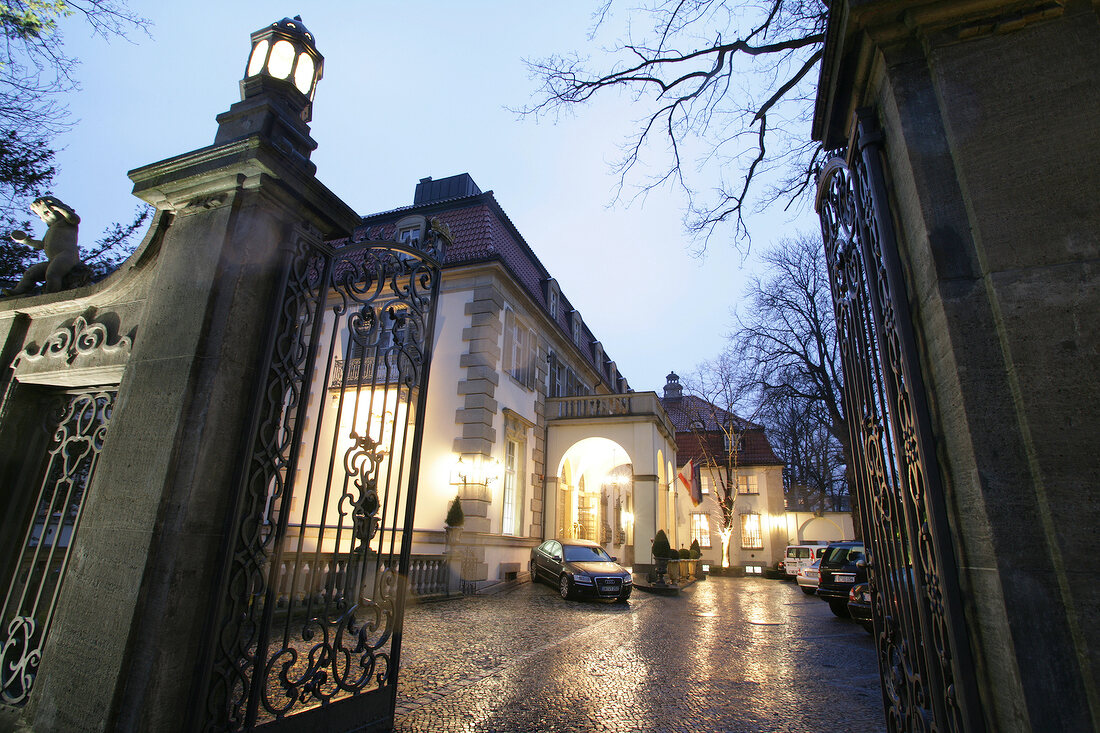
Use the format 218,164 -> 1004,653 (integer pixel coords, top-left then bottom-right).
262,552 -> 452,606
547,392 -> 675,437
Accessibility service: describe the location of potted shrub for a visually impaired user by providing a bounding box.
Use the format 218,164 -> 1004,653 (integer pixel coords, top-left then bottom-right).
690,539 -> 704,578
651,530 -> 672,581
444,496 -> 464,548
678,546 -> 694,579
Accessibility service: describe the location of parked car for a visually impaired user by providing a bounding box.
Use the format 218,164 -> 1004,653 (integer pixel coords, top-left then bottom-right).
796,559 -> 821,596
848,582 -> 873,632
530,538 -> 633,602
816,541 -> 867,617
780,543 -> 828,579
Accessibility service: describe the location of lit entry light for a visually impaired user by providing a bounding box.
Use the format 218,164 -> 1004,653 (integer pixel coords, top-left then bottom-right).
244,15 -> 324,118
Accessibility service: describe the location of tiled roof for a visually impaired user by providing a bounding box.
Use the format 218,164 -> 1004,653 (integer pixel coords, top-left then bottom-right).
661,395 -> 761,432
350,189 -> 620,390
661,395 -> 781,466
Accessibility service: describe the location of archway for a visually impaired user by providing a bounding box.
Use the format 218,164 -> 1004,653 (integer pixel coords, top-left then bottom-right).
555,438 -> 635,565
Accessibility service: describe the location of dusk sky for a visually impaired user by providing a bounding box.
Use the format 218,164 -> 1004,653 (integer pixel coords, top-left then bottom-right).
51,2 -> 817,393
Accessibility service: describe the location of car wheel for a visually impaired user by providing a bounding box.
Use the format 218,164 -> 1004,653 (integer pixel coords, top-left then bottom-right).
829,600 -> 850,618
860,621 -> 874,634
800,586 -> 817,596
559,574 -> 572,600
529,560 -> 537,583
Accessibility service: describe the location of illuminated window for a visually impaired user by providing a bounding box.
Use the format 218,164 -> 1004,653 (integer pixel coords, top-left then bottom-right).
502,415 -> 528,537
737,474 -> 759,495
691,513 -> 711,548
502,439 -> 519,535
740,513 -> 763,550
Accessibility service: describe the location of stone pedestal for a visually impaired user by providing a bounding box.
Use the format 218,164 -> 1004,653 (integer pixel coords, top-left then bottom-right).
815,2 -> 1100,730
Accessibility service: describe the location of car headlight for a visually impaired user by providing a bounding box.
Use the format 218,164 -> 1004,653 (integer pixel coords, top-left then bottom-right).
622,576 -> 632,585
572,574 -> 594,584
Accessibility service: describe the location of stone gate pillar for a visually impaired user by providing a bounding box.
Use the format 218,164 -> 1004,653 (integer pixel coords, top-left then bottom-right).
815,2 -> 1099,730
0,19 -> 359,733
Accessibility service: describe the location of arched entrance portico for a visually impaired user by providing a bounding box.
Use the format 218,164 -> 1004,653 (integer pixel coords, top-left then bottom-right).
553,438 -> 634,563
543,393 -> 677,572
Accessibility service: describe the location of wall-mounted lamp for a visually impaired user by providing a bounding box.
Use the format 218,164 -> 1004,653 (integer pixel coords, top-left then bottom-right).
450,454 -> 501,488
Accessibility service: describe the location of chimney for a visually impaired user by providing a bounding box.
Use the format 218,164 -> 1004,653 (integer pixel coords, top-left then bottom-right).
413,173 -> 482,205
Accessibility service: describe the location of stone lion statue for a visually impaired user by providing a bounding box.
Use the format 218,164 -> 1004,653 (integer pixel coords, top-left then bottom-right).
5,196 -> 83,295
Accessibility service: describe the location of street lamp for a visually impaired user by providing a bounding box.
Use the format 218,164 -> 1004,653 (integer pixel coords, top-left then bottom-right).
243,16 -> 324,121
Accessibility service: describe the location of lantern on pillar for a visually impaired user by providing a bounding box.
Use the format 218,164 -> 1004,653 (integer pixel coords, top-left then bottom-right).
242,16 -> 324,121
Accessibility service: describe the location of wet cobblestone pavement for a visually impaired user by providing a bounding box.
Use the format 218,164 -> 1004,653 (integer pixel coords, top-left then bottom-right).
396,576 -> 885,732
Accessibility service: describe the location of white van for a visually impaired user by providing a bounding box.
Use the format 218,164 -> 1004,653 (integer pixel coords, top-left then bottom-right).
781,543 -> 829,578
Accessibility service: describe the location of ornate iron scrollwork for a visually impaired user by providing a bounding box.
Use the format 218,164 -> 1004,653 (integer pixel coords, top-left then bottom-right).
817,111 -> 983,733
199,224 -> 447,731
0,389 -> 115,706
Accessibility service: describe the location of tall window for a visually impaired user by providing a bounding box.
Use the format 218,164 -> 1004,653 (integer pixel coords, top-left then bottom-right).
503,310 -> 537,389
548,286 -> 559,319
502,413 -> 528,536
547,352 -> 561,397
691,513 -> 712,548
502,439 -> 519,535
740,513 -> 763,549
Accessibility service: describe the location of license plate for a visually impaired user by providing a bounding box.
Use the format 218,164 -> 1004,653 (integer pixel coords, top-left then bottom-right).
834,573 -> 855,583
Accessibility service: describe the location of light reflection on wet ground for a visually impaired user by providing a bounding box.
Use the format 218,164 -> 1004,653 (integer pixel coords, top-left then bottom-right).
396,576 -> 885,732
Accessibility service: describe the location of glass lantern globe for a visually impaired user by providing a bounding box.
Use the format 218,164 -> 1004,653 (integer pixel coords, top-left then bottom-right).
243,16 -> 324,118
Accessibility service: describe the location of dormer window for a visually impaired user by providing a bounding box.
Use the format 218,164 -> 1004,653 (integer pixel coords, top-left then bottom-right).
393,215 -> 426,248
544,279 -> 560,320
570,311 -> 582,347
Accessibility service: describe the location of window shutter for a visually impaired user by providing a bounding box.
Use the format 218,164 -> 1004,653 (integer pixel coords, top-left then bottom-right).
550,352 -> 560,397
525,328 -> 537,389
503,309 -> 515,373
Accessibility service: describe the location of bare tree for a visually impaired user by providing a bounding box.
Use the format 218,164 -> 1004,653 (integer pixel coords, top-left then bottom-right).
521,0 -> 827,251
675,354 -> 764,567
735,231 -> 854,525
761,391 -> 845,512
0,1 -> 149,279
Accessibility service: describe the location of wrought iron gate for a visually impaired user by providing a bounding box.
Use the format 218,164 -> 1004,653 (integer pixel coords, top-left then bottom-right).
0,389 -> 115,706
196,218 -> 449,732
816,111 -> 984,732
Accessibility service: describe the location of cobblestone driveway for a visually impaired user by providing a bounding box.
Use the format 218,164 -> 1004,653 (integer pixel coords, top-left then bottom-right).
396,575 -> 885,732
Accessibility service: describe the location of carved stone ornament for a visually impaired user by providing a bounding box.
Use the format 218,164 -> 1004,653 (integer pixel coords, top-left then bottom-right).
13,314 -> 133,387
19,315 -> 132,366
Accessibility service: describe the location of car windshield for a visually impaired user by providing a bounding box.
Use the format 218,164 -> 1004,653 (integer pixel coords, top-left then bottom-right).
824,546 -> 864,565
563,545 -> 612,563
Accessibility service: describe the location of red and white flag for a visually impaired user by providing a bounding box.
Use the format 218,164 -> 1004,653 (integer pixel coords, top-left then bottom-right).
678,460 -> 703,506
